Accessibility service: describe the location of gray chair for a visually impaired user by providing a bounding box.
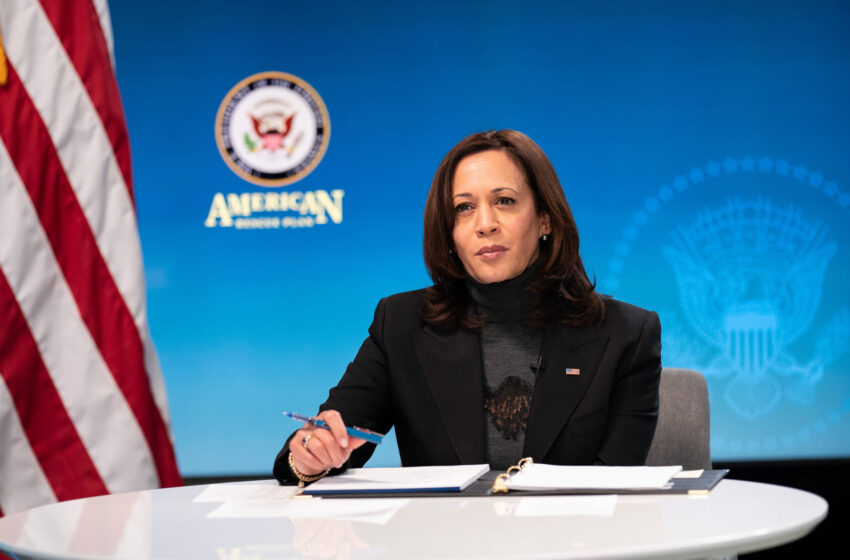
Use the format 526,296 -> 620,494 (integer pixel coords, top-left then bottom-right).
645,367 -> 712,470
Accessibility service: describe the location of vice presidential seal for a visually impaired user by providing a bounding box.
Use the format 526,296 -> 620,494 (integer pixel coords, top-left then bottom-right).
215,72 -> 330,187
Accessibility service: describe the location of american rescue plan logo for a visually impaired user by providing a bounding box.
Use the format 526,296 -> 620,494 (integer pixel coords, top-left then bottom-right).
214,72 -> 330,187
206,72 -> 342,230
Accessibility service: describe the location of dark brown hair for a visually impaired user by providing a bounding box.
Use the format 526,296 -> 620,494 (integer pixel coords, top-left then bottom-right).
422,130 -> 604,329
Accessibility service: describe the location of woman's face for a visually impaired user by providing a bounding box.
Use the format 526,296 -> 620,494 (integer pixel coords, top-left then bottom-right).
451,150 -> 550,284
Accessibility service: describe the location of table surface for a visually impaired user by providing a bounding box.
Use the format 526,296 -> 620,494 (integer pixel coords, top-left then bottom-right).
0,478 -> 828,560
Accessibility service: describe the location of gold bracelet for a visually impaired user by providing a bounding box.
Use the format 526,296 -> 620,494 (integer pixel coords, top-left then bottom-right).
288,452 -> 331,487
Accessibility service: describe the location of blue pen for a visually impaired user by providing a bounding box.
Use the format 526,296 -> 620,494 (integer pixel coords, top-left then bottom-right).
282,412 -> 385,445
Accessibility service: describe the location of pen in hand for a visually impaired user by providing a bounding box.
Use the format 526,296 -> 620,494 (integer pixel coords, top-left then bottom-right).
282,412 -> 385,445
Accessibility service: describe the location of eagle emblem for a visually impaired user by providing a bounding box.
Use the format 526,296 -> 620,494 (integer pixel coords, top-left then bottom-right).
663,197 -> 848,419
244,99 -> 301,154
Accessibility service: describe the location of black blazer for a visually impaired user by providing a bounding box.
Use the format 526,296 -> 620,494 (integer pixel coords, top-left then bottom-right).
274,289 -> 661,483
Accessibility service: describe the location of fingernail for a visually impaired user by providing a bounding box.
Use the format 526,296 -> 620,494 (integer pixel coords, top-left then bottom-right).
341,437 -> 349,448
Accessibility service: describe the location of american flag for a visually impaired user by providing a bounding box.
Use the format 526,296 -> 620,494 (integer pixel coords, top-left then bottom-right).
0,0 -> 181,516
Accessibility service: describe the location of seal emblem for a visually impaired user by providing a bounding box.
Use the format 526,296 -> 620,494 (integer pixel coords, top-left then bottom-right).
663,197 -> 839,420
215,72 -> 330,187
603,156 -> 850,458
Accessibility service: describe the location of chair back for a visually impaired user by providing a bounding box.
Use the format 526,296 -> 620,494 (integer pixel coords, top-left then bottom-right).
645,367 -> 712,470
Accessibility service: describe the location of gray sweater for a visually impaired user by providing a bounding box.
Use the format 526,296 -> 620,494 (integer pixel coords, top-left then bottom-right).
467,265 -> 543,471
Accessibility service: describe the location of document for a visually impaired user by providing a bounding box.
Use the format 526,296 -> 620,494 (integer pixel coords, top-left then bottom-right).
503,464 -> 683,491
194,482 -> 407,522
303,464 -> 490,496
208,494 -> 408,524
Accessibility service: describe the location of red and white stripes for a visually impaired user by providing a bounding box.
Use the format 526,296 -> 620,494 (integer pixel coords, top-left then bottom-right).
0,0 -> 181,515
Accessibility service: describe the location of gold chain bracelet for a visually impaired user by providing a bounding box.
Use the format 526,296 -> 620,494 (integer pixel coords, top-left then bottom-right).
288,453 -> 331,488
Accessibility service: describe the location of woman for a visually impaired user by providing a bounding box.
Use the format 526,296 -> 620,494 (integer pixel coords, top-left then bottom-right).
273,130 -> 661,485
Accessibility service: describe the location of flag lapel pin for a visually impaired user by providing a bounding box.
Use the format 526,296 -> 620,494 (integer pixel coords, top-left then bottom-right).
565,368 -> 581,376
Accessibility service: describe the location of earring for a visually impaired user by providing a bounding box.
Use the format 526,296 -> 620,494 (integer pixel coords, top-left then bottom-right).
541,234 -> 548,242
448,248 -> 454,254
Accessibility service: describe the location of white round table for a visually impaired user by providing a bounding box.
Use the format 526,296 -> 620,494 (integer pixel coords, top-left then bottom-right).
0,479 -> 827,560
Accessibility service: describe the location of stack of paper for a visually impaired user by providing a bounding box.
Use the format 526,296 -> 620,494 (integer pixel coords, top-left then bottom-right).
303,464 -> 490,496
504,464 -> 683,491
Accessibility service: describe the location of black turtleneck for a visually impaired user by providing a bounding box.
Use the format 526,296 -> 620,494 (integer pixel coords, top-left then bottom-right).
467,262 -> 543,471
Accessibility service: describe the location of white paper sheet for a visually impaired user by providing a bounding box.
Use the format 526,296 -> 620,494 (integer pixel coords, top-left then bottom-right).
193,482 -> 295,503
304,464 -> 490,495
206,497 -> 409,524
505,464 -> 682,491
194,482 -> 409,523
674,469 -> 704,478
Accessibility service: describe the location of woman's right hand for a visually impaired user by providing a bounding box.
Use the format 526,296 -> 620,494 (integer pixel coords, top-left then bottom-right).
288,410 -> 368,476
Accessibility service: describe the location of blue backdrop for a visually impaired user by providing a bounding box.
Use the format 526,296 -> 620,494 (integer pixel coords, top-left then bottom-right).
110,0 -> 850,475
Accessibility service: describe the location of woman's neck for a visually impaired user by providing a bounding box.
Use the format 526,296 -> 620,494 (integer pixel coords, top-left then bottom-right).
466,260 -> 539,323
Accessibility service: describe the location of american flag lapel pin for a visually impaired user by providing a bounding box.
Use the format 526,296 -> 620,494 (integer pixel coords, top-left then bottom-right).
565,368 -> 581,376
